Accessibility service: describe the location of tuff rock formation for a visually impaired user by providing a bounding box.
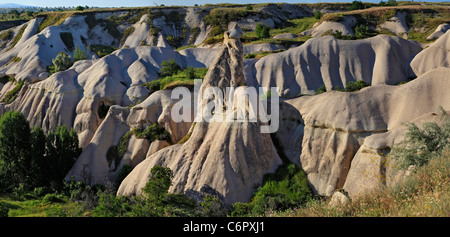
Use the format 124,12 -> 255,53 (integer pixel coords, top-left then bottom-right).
117,25 -> 282,206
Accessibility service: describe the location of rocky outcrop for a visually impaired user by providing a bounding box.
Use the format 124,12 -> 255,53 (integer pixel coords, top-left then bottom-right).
427,23 -> 450,40
247,34 -> 422,97
117,26 -> 282,206
410,30 -> 450,77
302,15 -> 357,38
285,67 -> 450,196
65,89 -> 193,185
378,11 -> 409,38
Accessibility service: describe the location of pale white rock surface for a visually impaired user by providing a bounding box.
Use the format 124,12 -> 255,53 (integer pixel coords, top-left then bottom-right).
284,67 -> 450,196
117,26 -> 282,206
410,30 -> 450,77
247,34 -> 422,97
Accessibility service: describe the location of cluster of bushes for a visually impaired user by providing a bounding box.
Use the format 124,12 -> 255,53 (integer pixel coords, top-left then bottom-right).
331,24 -> 374,40
0,111 -> 81,193
48,46 -> 88,75
132,122 -> 171,143
145,59 -> 208,93
316,80 -> 370,94
231,164 -> 313,216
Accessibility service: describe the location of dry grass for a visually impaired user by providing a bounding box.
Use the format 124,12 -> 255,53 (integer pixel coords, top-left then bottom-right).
275,148 -> 450,217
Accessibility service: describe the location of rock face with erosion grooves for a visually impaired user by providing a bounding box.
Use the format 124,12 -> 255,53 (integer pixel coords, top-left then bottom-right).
284,67 -> 450,196
247,34 -> 422,97
117,25 -> 282,206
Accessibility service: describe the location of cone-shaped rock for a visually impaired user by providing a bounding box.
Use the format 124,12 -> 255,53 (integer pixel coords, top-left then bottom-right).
117,25 -> 282,206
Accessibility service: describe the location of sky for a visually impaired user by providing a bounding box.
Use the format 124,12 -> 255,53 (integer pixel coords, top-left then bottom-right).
0,0 -> 447,8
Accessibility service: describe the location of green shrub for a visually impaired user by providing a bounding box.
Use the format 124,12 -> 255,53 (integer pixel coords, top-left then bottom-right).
231,202 -> 252,217
73,45 -> 88,62
0,201 -> 9,217
390,107 -> 450,169
142,165 -> 174,204
316,84 -> 326,94
354,24 -> 369,39
345,80 -> 370,92
314,10 -> 322,20
52,51 -> 73,72
159,59 -> 181,77
90,44 -> 117,58
255,23 -> 271,39
42,193 -> 63,204
133,122 -> 171,143
199,194 -> 228,217
349,0 -> 366,11
250,164 -> 313,215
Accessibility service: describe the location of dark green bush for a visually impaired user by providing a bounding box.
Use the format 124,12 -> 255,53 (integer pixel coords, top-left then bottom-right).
349,0 -> 366,11
255,23 -> 271,39
159,59 -> 181,77
345,80 -> 370,92
90,44 -> 117,58
133,123 -> 171,143
316,84 -> 327,94
0,201 -> 8,217
314,10 -> 322,20
42,193 -> 63,204
248,164 -> 313,216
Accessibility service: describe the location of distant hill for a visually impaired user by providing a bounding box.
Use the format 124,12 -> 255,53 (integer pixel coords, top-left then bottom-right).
0,3 -> 36,8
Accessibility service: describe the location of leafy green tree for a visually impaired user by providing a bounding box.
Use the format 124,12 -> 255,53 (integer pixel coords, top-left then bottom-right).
255,23 -> 271,39
52,51 -> 73,72
349,0 -> 366,11
314,10 -> 322,20
44,125 -> 81,189
0,111 -> 32,191
142,165 -> 174,204
159,59 -> 181,77
199,194 -> 227,217
387,0 -> 398,6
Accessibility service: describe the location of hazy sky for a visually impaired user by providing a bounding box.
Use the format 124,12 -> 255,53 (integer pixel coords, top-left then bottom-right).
0,0 -> 446,8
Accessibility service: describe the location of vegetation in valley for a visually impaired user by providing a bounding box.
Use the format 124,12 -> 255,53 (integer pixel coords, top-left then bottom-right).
145,59 -> 208,93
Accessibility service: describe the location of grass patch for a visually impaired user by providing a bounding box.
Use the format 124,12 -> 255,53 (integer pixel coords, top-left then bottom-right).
37,12 -> 73,33
90,44 -> 118,58
1,80 -> 24,104
7,24 -> 27,50
285,148 -> 450,217
120,26 -> 135,47
145,67 -> 208,92
271,17 -> 319,36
